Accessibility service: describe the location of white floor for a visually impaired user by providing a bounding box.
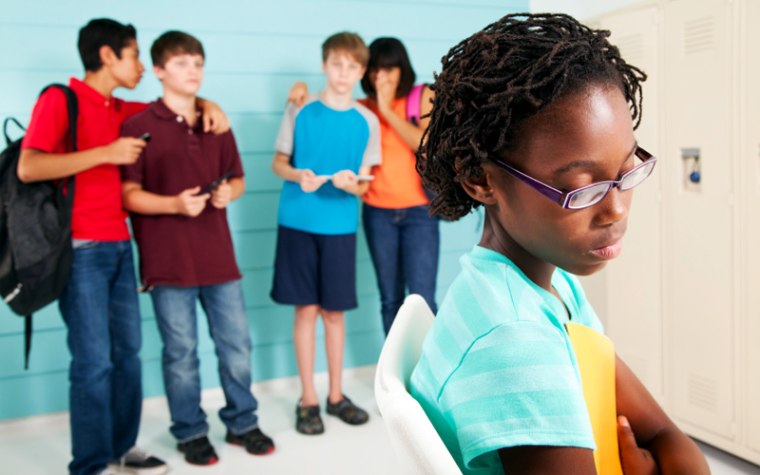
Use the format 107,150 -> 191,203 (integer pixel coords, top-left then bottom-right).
0,366 -> 758,475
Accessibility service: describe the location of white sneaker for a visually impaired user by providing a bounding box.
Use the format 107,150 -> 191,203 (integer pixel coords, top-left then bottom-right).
108,446 -> 169,475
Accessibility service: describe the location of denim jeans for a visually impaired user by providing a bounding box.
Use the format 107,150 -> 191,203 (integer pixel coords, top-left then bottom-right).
362,204 -> 440,334
150,280 -> 259,442
58,240 -> 142,475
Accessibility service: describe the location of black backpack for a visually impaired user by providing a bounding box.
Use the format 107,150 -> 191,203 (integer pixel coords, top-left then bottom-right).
0,84 -> 78,369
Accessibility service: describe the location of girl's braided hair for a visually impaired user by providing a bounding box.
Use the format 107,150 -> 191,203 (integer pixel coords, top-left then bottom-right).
417,13 -> 646,220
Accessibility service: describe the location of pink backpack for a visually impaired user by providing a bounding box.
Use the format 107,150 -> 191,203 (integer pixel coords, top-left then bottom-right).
405,84 -> 425,125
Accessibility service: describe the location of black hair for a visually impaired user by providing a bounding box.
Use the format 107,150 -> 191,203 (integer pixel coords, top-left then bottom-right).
417,13 -> 647,220
361,37 -> 417,99
151,30 -> 205,67
78,18 -> 137,72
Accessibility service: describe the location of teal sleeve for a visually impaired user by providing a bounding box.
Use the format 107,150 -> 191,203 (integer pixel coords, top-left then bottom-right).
439,322 -> 596,471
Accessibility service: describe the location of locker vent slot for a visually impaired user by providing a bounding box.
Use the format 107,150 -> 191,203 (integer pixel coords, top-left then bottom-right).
688,373 -> 718,412
683,17 -> 715,55
615,34 -> 645,65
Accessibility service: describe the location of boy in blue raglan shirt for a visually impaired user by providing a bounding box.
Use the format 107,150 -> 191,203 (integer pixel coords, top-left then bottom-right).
271,31 -> 381,435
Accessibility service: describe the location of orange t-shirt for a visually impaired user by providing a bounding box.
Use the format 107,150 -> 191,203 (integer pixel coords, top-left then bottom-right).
360,97 -> 429,209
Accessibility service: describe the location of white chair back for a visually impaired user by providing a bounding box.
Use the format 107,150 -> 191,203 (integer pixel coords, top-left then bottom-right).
375,294 -> 462,475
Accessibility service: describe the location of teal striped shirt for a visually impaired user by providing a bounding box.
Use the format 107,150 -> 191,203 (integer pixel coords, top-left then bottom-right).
409,246 -> 603,474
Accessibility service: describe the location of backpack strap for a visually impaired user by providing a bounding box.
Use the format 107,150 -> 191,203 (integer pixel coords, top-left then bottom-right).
39,84 -> 78,151
23,315 -> 32,370
3,118 -> 25,146
405,84 -> 425,126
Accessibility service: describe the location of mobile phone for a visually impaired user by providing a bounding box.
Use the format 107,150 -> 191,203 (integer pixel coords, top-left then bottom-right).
139,132 -> 151,143
198,170 -> 234,195
319,175 -> 374,182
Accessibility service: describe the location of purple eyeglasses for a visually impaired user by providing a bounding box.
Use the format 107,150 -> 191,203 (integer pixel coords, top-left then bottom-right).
489,146 -> 657,210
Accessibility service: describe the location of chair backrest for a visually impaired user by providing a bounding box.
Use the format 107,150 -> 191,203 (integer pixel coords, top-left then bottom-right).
375,294 -> 462,475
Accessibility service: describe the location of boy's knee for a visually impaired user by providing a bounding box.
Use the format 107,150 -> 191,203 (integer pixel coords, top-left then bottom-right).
320,310 -> 344,325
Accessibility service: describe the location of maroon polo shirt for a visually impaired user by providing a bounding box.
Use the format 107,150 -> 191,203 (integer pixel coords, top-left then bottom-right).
121,100 -> 244,288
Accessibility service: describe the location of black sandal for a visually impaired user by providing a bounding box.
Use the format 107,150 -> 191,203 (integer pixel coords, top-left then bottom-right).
296,401 -> 324,435
326,395 -> 369,425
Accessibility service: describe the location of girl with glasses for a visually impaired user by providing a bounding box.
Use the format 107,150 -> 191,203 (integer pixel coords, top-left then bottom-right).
409,13 -> 709,475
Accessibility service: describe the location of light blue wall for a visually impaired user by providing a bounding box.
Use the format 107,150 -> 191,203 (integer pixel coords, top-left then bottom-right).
0,0 -> 528,420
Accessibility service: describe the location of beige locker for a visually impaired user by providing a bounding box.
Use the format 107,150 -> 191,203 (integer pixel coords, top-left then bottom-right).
593,3 -> 665,402
663,0 -> 736,440
740,0 -> 760,455
591,0 -> 760,463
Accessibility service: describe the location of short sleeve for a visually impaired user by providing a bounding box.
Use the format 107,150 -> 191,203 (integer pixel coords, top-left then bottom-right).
274,102 -> 298,155
120,120 -> 145,185
440,321 -> 595,470
221,130 -> 244,178
21,87 -> 70,153
359,108 -> 381,168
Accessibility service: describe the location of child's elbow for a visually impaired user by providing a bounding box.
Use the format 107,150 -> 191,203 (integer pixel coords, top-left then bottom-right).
16,151 -> 37,183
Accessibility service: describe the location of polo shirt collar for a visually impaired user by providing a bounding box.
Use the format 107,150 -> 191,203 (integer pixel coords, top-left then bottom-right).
150,99 -> 202,126
68,77 -> 118,108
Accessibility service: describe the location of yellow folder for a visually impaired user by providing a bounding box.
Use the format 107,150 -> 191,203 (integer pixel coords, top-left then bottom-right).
565,322 -> 623,475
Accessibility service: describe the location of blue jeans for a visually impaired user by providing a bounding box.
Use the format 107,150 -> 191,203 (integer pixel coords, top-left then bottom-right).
150,280 -> 259,442
58,240 -> 143,475
362,204 -> 440,334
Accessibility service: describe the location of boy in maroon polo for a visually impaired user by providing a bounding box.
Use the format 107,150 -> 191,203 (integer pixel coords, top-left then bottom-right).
120,31 -> 274,466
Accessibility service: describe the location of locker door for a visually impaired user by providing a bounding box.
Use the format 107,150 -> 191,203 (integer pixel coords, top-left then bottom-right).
741,0 -> 760,454
594,4 -> 664,401
663,0 -> 735,439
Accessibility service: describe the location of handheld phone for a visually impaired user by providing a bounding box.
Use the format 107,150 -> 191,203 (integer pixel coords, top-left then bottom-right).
198,170 -> 234,195
139,132 -> 151,143
319,175 -> 375,182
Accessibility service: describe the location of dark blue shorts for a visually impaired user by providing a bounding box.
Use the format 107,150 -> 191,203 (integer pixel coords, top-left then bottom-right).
270,226 -> 357,311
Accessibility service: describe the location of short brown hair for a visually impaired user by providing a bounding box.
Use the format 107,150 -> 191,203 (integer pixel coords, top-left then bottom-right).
151,30 -> 204,67
321,32 -> 369,67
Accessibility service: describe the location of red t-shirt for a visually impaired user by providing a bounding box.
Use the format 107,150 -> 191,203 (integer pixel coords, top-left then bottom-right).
121,100 -> 244,288
21,77 -> 147,240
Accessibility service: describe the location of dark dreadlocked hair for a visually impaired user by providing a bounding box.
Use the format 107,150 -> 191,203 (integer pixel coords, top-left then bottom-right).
417,13 -> 647,220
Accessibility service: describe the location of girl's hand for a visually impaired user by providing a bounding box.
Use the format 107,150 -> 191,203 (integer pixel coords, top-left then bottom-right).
618,416 -> 659,475
299,169 -> 327,192
288,81 -> 309,108
374,71 -> 396,115
210,180 -> 232,209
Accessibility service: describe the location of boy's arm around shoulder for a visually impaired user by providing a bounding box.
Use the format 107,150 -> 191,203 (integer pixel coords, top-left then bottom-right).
615,355 -> 709,474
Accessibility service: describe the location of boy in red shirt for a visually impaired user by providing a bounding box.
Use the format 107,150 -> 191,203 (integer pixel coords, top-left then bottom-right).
18,18 -> 228,475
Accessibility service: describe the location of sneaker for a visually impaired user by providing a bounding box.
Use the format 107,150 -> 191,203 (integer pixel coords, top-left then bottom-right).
226,427 -> 275,455
109,447 -> 169,475
295,401 -> 324,435
326,394 -> 369,425
177,436 -> 219,466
